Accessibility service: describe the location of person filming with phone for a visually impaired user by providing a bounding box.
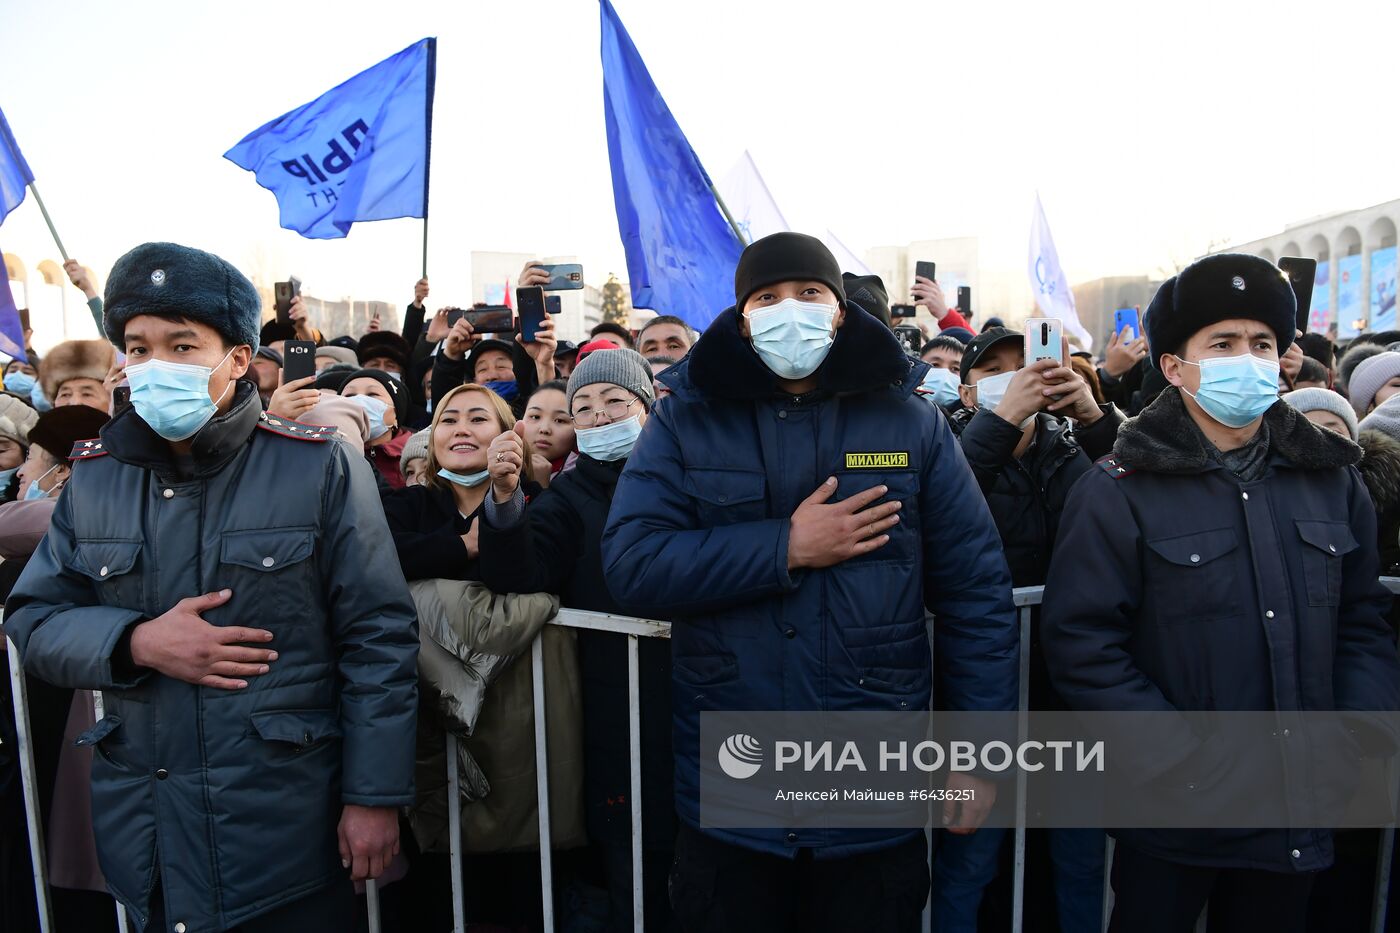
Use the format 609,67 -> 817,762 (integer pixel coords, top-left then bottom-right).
5,242 -> 419,932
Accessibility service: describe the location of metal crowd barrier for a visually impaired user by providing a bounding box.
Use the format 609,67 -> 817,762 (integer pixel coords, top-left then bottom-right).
7,581 -> 1400,933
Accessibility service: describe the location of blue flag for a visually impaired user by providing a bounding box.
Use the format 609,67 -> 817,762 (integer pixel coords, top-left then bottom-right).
0,107 -> 35,226
600,1 -> 741,330
0,251 -> 27,362
224,39 -> 436,240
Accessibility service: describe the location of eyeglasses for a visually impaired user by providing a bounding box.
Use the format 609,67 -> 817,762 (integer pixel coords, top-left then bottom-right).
572,398 -> 637,427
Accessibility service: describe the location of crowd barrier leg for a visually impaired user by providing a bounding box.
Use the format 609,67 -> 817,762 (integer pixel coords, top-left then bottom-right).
627,633 -> 644,933
1012,604 -> 1032,932
366,879 -> 381,933
92,692 -> 131,933
1371,748 -> 1400,933
7,635 -> 53,933
1101,835 -> 1115,932
531,634 -> 556,933
446,731 -> 466,933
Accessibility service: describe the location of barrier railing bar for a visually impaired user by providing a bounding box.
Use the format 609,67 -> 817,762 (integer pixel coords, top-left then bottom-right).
628,634 -> 645,933
366,880 -> 381,933
446,731 -> 466,933
531,635 -> 555,933
1012,603 -> 1032,931
548,608 -> 671,639
7,635 -> 53,933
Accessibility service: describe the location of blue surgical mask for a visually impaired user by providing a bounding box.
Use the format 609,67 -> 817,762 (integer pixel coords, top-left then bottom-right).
917,367 -> 961,408
345,394 -> 390,440
483,379 -> 518,401
126,348 -> 236,441
747,299 -> 836,380
23,464 -> 59,501
576,414 -> 643,462
972,370 -> 1033,429
0,466 -> 18,490
1174,353 -> 1280,429
5,372 -> 35,398
30,381 -> 52,412
437,467 -> 490,487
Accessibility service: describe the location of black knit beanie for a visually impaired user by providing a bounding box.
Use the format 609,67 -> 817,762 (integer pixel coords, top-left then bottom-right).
734,233 -> 845,311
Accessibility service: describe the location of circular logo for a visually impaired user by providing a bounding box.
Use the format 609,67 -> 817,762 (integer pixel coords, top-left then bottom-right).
151,269 -> 167,286
717,733 -> 764,780
1231,275 -> 1246,290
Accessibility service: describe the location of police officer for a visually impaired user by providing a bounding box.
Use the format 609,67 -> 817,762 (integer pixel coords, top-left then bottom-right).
7,243 -> 419,932
1040,253 -> 1400,933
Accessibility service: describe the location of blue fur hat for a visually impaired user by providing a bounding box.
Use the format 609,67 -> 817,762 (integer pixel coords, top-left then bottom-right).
102,242 -> 262,351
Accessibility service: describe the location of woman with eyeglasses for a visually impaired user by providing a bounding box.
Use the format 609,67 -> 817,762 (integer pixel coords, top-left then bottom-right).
477,347 -> 675,932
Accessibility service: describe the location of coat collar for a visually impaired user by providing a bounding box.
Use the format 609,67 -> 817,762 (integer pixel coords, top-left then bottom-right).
666,302 -> 921,402
1114,385 -> 1360,474
101,379 -> 263,478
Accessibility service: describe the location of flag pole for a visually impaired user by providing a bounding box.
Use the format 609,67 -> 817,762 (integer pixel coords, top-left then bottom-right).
709,183 -> 749,248
26,182 -> 68,263
421,216 -> 428,280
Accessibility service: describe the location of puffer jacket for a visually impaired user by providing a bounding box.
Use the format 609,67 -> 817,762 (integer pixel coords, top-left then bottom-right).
1041,388 -> 1400,871
5,383 -> 419,932
601,304 -> 1018,859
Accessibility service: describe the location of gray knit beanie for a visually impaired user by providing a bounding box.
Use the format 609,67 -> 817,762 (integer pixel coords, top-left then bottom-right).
400,426 -> 431,474
1282,387 -> 1358,441
1346,351 -> 1400,416
1337,342 -> 1386,395
566,348 -> 655,412
1360,393 -> 1400,443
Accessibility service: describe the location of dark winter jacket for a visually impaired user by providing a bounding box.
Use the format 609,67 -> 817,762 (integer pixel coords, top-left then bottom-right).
600,303 -> 1018,859
1041,387 -> 1400,872
1358,428 -> 1400,580
383,478 -> 543,583
4,383 -> 419,931
950,405 -> 1123,587
479,454 -> 673,850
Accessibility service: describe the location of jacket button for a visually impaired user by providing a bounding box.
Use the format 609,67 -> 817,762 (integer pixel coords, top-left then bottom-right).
785,628 -> 796,639
175,924 -> 187,933
778,411 -> 788,420
99,566 -> 109,577
1265,610 -> 1275,619
162,488 -> 174,499
1242,491 -> 1249,500
261,557 -> 275,568
1329,544 -> 1337,553
1189,554 -> 1200,564
155,769 -> 169,780
717,495 -> 727,503
786,832 -> 798,843
1291,848 -> 1301,859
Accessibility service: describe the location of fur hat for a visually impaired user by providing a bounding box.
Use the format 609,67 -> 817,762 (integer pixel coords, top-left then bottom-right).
316,345 -> 358,368
1145,253 -> 1296,364
357,332 -> 412,371
1282,387 -> 1358,440
103,242 -> 262,351
39,340 -> 116,403
0,394 -> 38,447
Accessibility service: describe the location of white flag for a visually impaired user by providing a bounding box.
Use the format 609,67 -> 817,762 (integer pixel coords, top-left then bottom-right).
1028,194 -> 1092,350
822,229 -> 873,276
718,151 -> 790,243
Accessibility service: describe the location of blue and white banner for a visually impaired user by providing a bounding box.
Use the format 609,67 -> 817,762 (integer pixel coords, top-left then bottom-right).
1028,195 -> 1091,350
0,106 -> 35,226
224,38 -> 436,240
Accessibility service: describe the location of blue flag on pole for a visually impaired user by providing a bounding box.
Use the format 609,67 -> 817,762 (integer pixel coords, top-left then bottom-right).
0,107 -> 35,226
600,1 -> 741,330
224,39 -> 436,240
0,251 -> 27,362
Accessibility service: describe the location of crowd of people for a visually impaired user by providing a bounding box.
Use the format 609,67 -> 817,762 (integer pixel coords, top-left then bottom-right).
0,233 -> 1398,933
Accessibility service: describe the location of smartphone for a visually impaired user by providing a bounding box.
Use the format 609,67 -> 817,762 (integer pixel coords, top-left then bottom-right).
463,305 -> 515,334
1025,317 -> 1063,365
1113,307 -> 1141,341
539,263 -> 584,291
545,295 -> 561,315
1278,257 -> 1317,334
282,339 -> 317,384
914,261 -> 937,283
957,286 -> 971,316
112,385 -> 131,410
890,303 -> 918,319
274,277 -> 301,325
893,324 -> 922,356
517,286 -> 548,343
17,308 -> 29,333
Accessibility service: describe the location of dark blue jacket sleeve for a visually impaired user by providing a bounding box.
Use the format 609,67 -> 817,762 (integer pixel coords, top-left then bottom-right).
917,412 -> 1019,712
601,405 -> 798,617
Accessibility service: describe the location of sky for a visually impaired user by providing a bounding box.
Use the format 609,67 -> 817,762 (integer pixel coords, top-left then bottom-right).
3,0 -> 1399,333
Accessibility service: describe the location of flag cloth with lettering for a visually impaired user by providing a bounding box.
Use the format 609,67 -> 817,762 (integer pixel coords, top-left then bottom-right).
600,0 -> 741,330
0,107 -> 35,226
0,251 -> 27,362
1028,193 -> 1092,350
224,38 -> 436,240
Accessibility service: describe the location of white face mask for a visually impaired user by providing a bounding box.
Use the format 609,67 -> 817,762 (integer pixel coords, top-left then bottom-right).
747,299 -> 837,380
972,370 -> 1033,429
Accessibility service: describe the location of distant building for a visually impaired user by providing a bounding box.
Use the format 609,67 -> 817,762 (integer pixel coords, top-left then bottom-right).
4,251 -> 102,352
1219,198 -> 1400,340
1071,275 -> 1161,348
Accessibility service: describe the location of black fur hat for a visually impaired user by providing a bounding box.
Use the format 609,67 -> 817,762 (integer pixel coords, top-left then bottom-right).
103,242 -> 262,351
1145,253 -> 1296,364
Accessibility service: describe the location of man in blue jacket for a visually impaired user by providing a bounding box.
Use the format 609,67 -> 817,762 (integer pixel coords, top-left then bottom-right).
601,233 -> 1018,932
7,243 -> 418,932
1041,253 -> 1400,933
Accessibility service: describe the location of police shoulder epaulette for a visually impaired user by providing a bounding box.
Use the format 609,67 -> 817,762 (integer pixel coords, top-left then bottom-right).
256,411 -> 332,442
69,438 -> 109,461
1096,455 -> 1134,479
